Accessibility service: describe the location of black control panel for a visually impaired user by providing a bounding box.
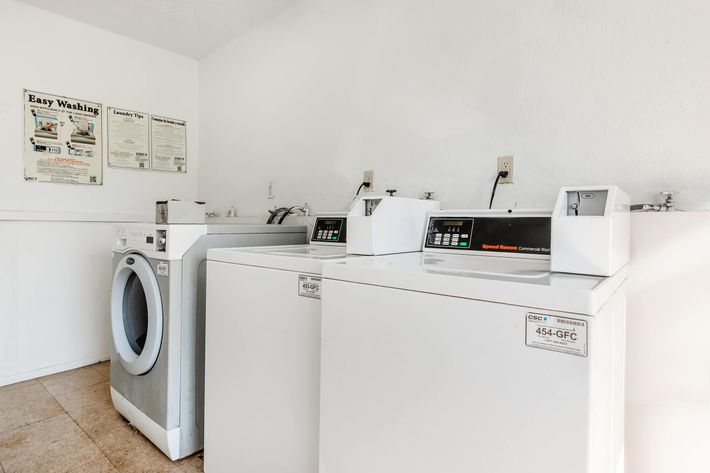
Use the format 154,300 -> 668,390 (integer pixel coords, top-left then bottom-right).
425,216 -> 551,255
426,219 -> 475,249
310,217 -> 347,243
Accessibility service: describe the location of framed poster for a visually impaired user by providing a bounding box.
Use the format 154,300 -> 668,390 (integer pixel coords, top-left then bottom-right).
23,89 -> 102,185
107,107 -> 150,170
150,115 -> 187,173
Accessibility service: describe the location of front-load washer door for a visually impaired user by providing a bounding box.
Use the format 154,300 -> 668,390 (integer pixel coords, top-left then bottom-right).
111,253 -> 163,375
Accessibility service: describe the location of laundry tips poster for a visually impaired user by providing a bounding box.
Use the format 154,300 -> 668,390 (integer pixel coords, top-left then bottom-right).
23,89 -> 103,185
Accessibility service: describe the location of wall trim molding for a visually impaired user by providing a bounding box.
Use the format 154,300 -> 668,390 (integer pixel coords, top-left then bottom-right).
0,210 -> 152,223
0,354 -> 110,387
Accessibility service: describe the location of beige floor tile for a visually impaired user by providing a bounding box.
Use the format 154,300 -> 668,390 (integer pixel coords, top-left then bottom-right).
0,380 -> 38,395
93,426 -> 179,473
69,398 -> 128,443
65,456 -> 118,473
39,366 -> 106,398
0,414 -> 105,473
72,400 -> 203,472
172,455 -> 203,473
2,365 -> 202,472
93,361 -> 110,379
0,382 -> 63,434
53,381 -> 111,415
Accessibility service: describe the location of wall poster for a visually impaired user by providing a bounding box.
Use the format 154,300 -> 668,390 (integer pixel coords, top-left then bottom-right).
150,115 -> 187,173
107,107 -> 150,170
23,89 -> 102,185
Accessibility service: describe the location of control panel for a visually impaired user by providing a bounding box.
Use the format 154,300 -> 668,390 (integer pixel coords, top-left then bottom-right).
425,216 -> 551,256
115,227 -> 167,252
426,219 -> 474,248
310,217 -> 347,244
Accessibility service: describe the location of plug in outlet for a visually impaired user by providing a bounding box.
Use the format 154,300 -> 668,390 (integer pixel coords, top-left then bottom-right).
363,170 -> 374,192
497,156 -> 514,184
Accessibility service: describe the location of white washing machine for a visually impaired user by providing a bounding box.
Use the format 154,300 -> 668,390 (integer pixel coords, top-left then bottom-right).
320,196 -> 629,473
204,196 -> 439,473
110,223 -> 306,460
204,213 -> 353,473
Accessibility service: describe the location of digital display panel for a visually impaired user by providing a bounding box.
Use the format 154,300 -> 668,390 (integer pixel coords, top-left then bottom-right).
311,217 -> 347,243
425,216 -> 551,254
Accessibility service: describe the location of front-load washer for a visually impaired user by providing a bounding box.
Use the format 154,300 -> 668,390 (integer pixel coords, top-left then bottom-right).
110,222 -> 306,460
204,213 -> 354,473
320,205 -> 629,473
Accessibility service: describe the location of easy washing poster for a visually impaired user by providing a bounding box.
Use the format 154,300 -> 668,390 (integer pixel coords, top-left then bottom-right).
23,89 -> 103,185
23,89 -> 188,183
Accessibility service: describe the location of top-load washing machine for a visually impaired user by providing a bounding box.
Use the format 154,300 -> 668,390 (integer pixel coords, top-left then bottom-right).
319,186 -> 630,473
204,196 -> 439,473
204,213 -> 351,473
110,222 -> 306,460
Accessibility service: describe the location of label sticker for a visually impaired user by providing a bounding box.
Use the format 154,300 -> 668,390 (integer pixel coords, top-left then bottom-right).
156,261 -> 169,276
525,313 -> 587,357
298,274 -> 321,299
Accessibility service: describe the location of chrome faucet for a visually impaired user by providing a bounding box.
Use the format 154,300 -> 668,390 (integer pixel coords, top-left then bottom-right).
631,191 -> 675,212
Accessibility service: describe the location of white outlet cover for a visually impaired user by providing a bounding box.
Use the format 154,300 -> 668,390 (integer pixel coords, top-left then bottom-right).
497,156 -> 514,183
363,170 -> 374,192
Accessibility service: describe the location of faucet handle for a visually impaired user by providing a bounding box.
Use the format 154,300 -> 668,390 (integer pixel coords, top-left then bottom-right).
660,191 -> 675,211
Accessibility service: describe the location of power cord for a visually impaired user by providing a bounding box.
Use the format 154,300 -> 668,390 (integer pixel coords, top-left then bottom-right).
488,171 -> 509,209
355,181 -> 371,195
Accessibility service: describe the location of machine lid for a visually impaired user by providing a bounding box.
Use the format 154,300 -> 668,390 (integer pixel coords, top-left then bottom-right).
207,244 -> 353,274
321,252 -> 627,315
111,253 -> 163,375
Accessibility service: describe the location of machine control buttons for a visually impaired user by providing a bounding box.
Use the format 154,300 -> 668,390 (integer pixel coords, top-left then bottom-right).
425,216 -> 551,255
425,218 -> 474,250
311,217 -> 347,243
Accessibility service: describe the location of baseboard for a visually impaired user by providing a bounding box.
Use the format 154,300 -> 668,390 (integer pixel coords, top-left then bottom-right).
0,354 -> 111,387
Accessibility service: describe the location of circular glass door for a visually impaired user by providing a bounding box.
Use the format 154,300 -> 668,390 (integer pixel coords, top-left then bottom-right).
111,253 -> 163,375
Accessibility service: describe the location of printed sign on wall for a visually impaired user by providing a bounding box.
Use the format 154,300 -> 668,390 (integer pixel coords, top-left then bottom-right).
150,115 -> 187,173
107,107 -> 151,170
23,89 -> 103,185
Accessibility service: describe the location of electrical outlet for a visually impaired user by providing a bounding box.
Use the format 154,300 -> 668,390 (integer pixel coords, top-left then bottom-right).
497,156 -> 514,183
363,170 -> 374,192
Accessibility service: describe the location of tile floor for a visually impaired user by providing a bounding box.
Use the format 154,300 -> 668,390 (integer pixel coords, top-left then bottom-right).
0,362 -> 203,473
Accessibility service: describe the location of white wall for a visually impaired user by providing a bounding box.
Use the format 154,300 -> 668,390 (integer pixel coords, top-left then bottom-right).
199,0 -> 710,215
627,212 -> 710,473
0,0 -> 199,385
0,0 -> 199,216
0,222 -> 115,384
